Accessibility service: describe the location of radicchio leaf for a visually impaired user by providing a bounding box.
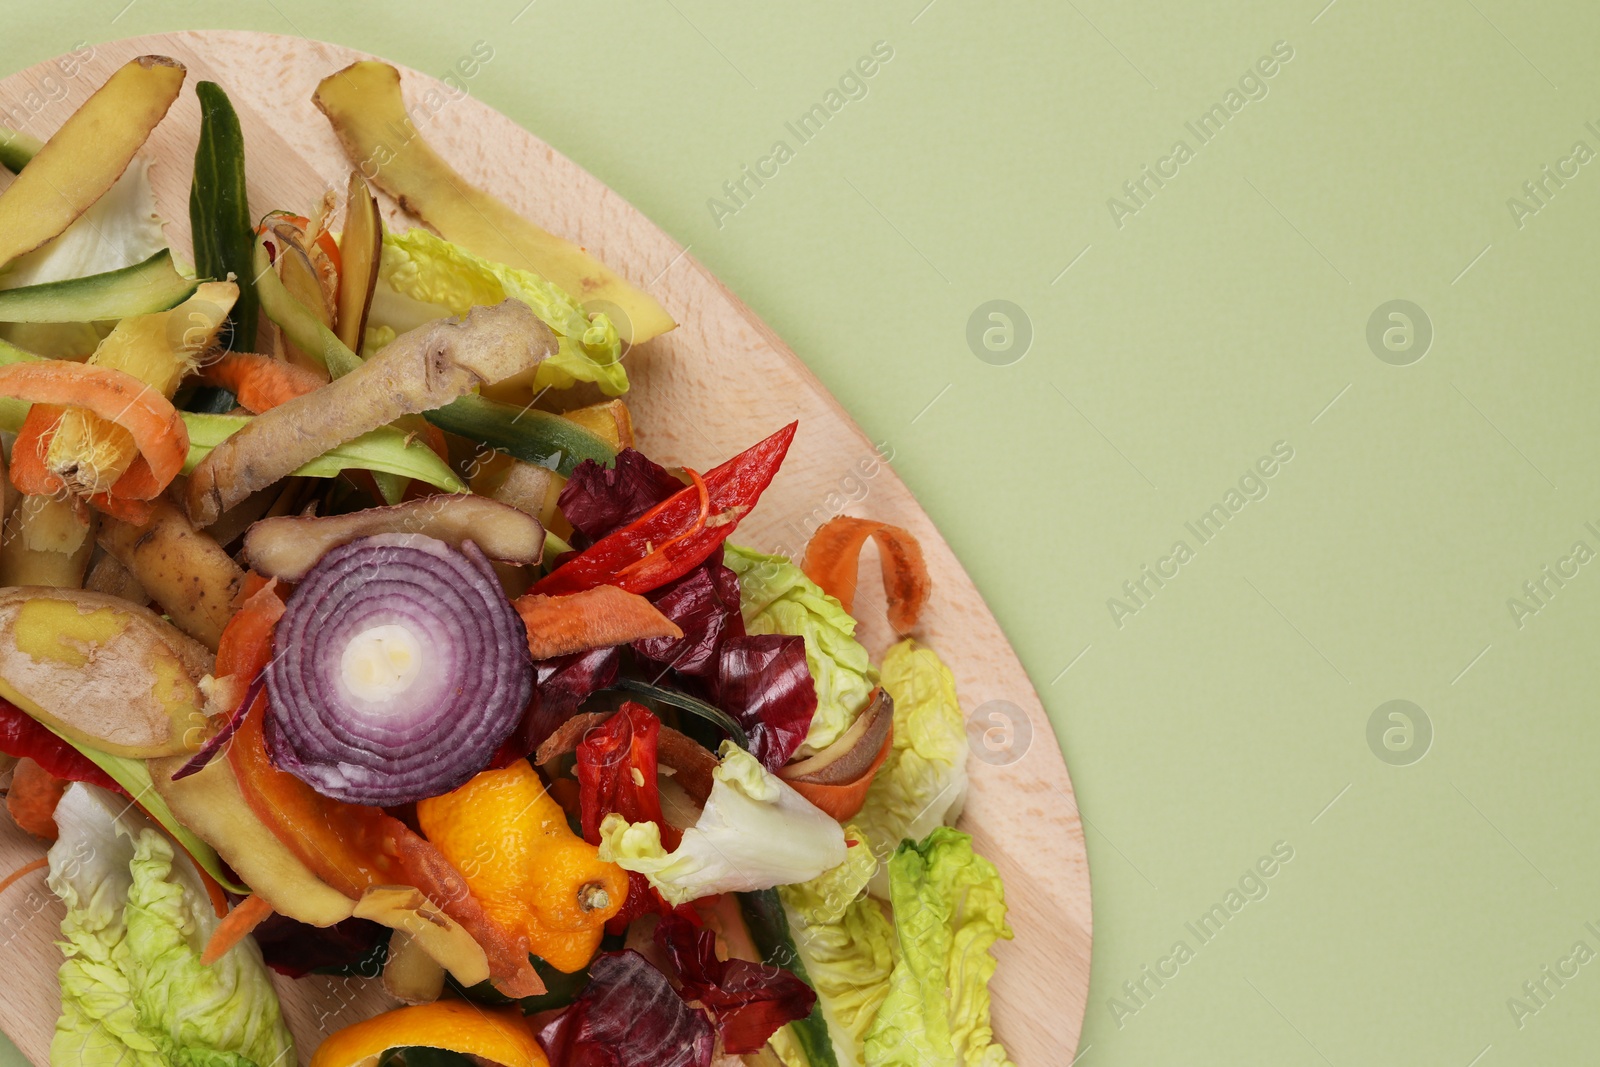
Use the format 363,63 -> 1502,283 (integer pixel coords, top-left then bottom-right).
632,551 -> 745,678
561,449 -> 688,544
538,950 -> 715,1067
714,634 -> 817,771
655,913 -> 818,1054
543,646 -> 624,717
492,646 -> 622,767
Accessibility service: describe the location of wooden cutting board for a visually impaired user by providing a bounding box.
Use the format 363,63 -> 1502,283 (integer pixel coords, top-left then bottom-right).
0,31 -> 1090,1066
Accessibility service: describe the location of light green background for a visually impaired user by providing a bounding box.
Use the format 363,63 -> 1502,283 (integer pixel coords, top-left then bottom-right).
4,1 -> 1598,1064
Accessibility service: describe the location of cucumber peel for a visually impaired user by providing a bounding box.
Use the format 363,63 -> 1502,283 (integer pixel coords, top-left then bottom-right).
180,412 -> 466,493
739,889 -> 841,1067
189,82 -> 258,350
0,248 -> 195,323
425,393 -> 618,478
0,337 -> 37,427
254,231 -> 361,378
179,384 -> 240,414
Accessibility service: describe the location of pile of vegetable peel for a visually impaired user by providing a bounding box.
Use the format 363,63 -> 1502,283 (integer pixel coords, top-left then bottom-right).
0,51 -> 1018,1067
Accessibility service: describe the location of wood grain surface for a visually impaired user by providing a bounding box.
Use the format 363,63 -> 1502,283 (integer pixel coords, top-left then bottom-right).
0,31 -> 1091,1065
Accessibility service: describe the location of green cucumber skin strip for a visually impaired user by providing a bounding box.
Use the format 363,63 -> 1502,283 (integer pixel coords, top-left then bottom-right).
0,338 -> 45,368
738,889 -> 842,1067
0,337 -> 36,428
0,249 -> 195,323
369,470 -> 408,505
189,82 -> 258,350
250,217 -> 432,498
181,385 -> 239,414
425,394 -> 617,478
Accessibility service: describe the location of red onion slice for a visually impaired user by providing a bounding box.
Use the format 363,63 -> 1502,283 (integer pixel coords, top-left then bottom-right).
265,533 -> 533,805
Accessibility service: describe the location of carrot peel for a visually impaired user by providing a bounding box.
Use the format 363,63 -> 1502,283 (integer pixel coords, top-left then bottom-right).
201,893 -> 274,965
0,362 -> 189,500
6,757 -> 68,840
200,352 -> 325,413
801,516 -> 931,634
514,585 -> 684,660
0,857 -> 48,899
9,404 -> 65,497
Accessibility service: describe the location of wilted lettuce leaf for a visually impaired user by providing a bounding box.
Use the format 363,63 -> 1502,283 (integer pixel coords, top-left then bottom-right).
46,784 -> 292,1067
863,828 -> 1014,1067
370,226 -> 625,394
774,825 -> 897,1067
599,743 -> 846,905
854,640 -> 969,898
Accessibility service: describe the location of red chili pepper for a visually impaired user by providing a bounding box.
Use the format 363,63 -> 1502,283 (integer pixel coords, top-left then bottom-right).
574,702 -> 675,847
534,422 -> 797,596
0,700 -> 121,793
572,701 -> 701,935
